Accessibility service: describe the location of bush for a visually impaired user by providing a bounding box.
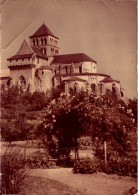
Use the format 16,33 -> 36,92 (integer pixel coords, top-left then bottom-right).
105,156 -> 137,178
73,158 -> 103,174
26,150 -> 54,168
73,156 -> 137,178
1,146 -> 28,194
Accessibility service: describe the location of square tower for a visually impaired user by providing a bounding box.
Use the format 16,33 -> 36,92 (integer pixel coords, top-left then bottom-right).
29,23 -> 60,57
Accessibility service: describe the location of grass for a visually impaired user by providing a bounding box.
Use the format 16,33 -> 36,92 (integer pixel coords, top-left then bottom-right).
1,145 -> 30,194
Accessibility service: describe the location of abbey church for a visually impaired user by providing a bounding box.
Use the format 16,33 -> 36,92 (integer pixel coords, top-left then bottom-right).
2,23 -> 126,99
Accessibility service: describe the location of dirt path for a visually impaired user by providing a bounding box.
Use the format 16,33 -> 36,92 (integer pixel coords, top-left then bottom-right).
29,168 -> 137,195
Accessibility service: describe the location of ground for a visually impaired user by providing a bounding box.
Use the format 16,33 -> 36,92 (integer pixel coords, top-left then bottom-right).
21,168 -> 137,195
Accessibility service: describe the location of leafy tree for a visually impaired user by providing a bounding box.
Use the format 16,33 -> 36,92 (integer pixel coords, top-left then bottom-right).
35,89 -> 136,163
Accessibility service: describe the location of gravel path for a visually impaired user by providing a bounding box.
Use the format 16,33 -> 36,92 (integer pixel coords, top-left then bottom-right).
29,168 -> 137,195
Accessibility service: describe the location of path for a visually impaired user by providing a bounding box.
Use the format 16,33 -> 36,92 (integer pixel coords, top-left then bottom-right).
29,168 -> 137,195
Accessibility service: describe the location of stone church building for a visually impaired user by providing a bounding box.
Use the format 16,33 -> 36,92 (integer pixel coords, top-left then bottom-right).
2,23 -> 126,99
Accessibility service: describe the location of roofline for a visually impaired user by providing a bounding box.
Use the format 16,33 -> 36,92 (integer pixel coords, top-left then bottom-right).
0,76 -> 10,80
100,79 -> 120,83
29,34 -> 59,39
7,55 -> 48,61
62,79 -> 87,83
8,64 -> 35,69
52,53 -> 97,64
54,73 -> 110,78
36,55 -> 48,60
7,54 -> 33,60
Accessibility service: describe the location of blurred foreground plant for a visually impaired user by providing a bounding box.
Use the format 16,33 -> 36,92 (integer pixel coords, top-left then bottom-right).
1,145 -> 29,194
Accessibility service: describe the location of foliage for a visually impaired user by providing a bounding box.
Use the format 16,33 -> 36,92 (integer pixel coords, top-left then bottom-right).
73,158 -> 103,174
1,114 -> 34,142
1,87 -> 63,142
1,146 -> 28,194
108,156 -> 137,177
127,98 -> 137,123
35,89 -> 136,164
35,92 -> 86,161
73,156 -> 137,178
25,150 -> 53,168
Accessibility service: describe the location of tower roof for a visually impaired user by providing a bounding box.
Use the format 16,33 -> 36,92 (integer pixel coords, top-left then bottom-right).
7,40 -> 47,60
17,39 -> 33,55
29,24 -> 59,39
52,53 -> 97,64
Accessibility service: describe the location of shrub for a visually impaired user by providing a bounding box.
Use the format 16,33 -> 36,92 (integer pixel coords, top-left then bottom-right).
73,156 -> 137,178
105,156 -> 137,178
73,158 -> 103,174
1,146 -> 28,194
26,150 -> 54,168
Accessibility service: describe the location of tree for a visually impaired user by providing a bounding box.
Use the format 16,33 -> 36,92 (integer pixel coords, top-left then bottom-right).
35,93 -> 85,161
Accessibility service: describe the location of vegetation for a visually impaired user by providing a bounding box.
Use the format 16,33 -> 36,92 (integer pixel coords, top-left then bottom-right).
1,146 -> 28,194
26,150 -> 55,168
73,156 -> 137,177
1,86 -> 137,178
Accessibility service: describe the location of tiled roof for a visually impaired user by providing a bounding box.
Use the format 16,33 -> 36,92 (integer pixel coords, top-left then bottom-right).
7,40 -> 47,60
62,76 -> 87,82
31,47 -> 48,59
7,54 -> 33,60
17,39 -> 33,55
100,77 -> 120,83
52,53 -> 97,64
38,66 -> 52,71
30,24 -> 58,39
8,40 -> 34,60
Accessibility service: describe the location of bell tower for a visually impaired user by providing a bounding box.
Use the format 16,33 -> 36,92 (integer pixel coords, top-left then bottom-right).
29,23 -> 60,57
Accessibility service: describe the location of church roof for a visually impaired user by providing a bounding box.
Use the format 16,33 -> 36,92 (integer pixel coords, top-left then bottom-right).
29,24 -> 58,39
8,40 -> 47,60
62,76 -> 87,82
31,47 -> 48,59
52,53 -> 97,64
17,39 -> 33,55
100,77 -> 120,83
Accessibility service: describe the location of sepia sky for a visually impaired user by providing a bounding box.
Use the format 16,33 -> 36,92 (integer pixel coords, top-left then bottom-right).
1,0 -> 137,98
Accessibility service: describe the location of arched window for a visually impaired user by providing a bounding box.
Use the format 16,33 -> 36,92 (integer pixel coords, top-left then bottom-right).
43,48 -> 46,55
74,82 -> 78,94
91,83 -> 96,93
41,38 -> 43,45
18,75 -> 26,89
65,67 -> 68,74
121,91 -> 124,97
55,50 -> 59,55
79,66 -> 82,73
44,38 -> 47,45
36,39 -> 39,46
33,40 -> 35,46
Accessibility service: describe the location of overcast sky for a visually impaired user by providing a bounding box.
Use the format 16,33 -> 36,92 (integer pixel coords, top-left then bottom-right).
1,0 -> 137,98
